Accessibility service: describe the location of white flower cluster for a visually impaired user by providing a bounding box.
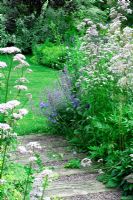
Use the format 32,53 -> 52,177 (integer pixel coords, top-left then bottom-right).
14,85 -> 28,91
13,108 -> 28,120
0,100 -> 20,114
0,123 -> 11,131
0,61 -> 7,68
118,0 -> 132,14
0,47 -> 21,54
13,53 -> 30,69
18,142 -> 42,163
0,123 -> 17,139
16,77 -> 29,84
30,169 -> 53,199
77,7 -> 133,91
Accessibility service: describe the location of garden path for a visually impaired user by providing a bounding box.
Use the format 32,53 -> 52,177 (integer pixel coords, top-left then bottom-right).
16,134 -> 121,200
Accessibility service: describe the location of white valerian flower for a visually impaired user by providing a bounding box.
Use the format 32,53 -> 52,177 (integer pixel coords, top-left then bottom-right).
14,85 -> 28,91
13,54 -> 26,62
97,158 -> 103,163
18,146 -> 28,154
18,109 -> 28,116
81,158 -> 92,167
26,68 -> 33,73
6,100 -> 20,109
0,179 -> 6,185
27,142 -> 42,150
0,100 -> 20,114
0,47 -> 21,54
41,169 -> 53,177
19,60 -> 30,67
16,77 -> 29,83
0,123 -> 11,131
0,61 -> 7,68
0,103 -> 7,114
13,113 -> 23,120
14,64 -> 25,70
29,156 -> 37,162
98,169 -> 104,174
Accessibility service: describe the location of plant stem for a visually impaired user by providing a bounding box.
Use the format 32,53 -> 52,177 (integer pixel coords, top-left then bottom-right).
40,175 -> 48,200
0,143 -> 8,179
4,57 -> 13,103
23,163 -> 32,200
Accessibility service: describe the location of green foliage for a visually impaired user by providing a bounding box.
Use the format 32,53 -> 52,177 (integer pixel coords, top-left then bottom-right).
32,41 -> 67,69
0,162 -> 30,199
89,145 -> 109,161
97,148 -> 133,196
64,159 -> 81,169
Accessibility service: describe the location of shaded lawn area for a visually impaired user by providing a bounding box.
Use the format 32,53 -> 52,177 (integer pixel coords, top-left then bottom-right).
0,54 -> 59,135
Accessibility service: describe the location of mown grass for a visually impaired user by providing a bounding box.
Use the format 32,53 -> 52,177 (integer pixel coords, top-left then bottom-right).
0,54 -> 59,135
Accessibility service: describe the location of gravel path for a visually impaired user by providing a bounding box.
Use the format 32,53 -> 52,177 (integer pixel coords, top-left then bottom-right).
16,134 -> 121,200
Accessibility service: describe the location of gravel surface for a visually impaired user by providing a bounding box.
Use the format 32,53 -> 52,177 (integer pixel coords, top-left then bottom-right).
55,173 -> 97,182
65,191 -> 121,200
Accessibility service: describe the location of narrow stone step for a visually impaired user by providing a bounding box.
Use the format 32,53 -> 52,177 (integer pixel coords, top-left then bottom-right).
63,191 -> 121,200
43,179 -> 112,197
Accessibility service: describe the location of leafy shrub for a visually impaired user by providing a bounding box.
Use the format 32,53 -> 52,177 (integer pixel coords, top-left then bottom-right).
32,41 -> 67,69
64,159 -> 81,169
97,148 -> 133,196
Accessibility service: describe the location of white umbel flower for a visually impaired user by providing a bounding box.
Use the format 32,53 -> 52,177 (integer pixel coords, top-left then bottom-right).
14,85 -> 28,91
0,61 -> 7,68
0,47 -> 21,54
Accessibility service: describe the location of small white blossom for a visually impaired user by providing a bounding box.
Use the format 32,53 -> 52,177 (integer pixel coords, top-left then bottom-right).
13,113 -> 23,120
6,100 -> 20,109
18,146 -> 28,154
16,77 -> 29,83
97,158 -> 103,163
81,158 -> 92,167
18,108 -> 28,116
98,169 -> 104,174
13,54 -> 26,62
0,123 -> 11,131
27,142 -> 42,150
14,85 -> 28,91
0,61 -> 7,68
29,156 -> 37,162
0,47 -> 21,54
41,169 -> 53,177
0,179 -> 6,185
0,100 -> 20,113
26,68 -> 33,73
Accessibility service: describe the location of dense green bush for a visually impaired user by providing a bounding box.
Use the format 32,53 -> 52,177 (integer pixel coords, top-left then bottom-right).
32,41 -> 67,69
0,0 -> 109,53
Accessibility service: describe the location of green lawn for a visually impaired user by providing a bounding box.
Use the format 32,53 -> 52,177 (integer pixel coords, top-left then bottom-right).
0,55 -> 59,135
